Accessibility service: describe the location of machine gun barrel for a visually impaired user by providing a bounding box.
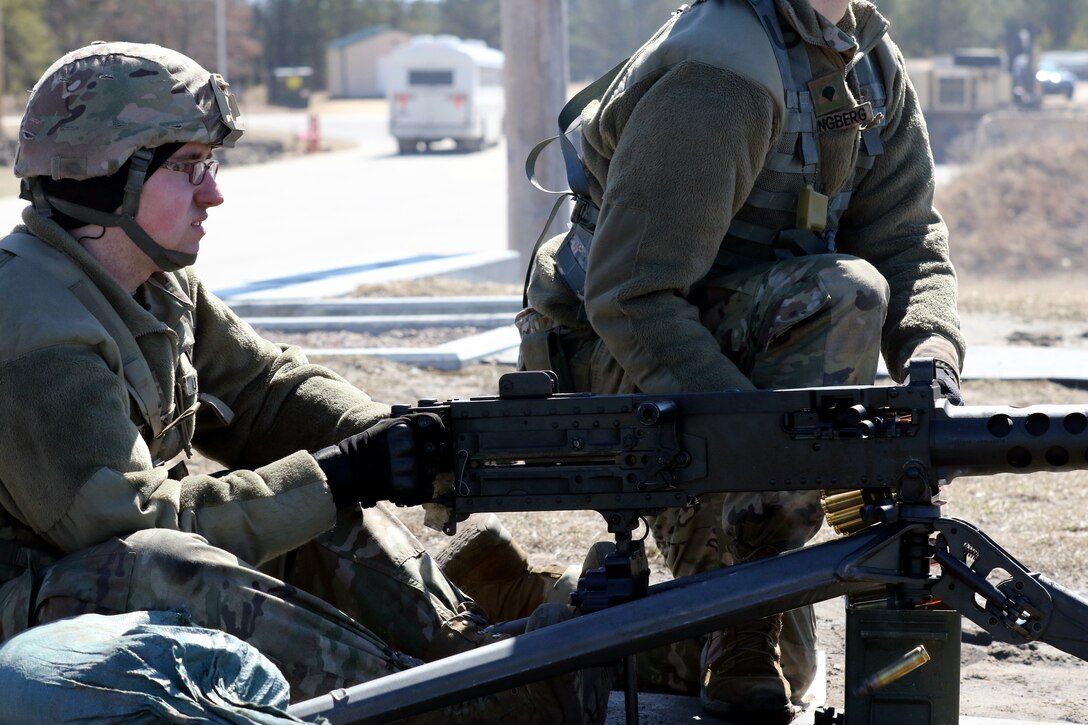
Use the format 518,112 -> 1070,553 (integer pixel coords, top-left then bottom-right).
931,402 -> 1088,479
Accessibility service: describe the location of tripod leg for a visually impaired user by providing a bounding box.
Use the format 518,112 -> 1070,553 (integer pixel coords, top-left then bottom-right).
288,524 -> 899,723
932,517 -> 1088,659
1029,574 -> 1088,660
623,654 -> 640,724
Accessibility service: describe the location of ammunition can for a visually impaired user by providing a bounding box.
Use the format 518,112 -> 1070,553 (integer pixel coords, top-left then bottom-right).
844,600 -> 960,725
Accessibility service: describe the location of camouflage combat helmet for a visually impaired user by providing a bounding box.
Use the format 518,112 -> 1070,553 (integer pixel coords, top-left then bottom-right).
16,41 -> 245,271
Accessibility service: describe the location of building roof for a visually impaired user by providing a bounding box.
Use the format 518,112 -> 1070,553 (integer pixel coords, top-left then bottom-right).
327,25 -> 408,50
386,35 -> 504,66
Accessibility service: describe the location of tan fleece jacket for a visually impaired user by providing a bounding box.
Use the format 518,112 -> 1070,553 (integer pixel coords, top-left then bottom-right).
0,208 -> 390,572
528,0 -> 963,395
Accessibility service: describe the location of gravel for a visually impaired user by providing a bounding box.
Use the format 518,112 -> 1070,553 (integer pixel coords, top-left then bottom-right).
253,326 -> 489,350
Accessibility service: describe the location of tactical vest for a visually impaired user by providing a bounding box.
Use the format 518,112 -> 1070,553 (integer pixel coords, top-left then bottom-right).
713,0 -> 888,271
534,0 -> 890,300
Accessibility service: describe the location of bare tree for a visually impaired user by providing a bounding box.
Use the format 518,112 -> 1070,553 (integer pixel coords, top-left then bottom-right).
42,0 -> 260,85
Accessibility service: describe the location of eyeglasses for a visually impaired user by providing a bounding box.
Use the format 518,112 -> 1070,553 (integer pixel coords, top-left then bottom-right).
160,158 -> 219,185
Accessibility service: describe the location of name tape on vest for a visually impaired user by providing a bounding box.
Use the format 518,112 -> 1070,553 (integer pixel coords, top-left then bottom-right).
816,101 -> 874,133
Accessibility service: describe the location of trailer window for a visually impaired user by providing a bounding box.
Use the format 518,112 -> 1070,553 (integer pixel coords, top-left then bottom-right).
409,70 -> 454,86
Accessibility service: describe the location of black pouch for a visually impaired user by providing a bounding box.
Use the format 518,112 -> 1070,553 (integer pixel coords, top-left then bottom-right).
553,199 -> 598,303
519,327 -> 575,393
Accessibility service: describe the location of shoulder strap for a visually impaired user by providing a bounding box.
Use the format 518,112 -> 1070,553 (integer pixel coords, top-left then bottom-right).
521,57 -> 629,309
524,56 -> 629,199
522,4 -> 710,308
0,233 -> 166,440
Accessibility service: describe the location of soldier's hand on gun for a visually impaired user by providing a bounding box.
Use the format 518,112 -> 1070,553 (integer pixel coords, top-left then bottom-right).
934,359 -> 964,406
315,413 -> 450,507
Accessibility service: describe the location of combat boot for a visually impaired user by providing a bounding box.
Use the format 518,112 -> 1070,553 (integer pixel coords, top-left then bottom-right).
436,514 -> 580,621
700,613 -> 795,724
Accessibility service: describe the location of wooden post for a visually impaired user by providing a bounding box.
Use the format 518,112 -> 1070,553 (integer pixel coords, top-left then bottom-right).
216,0 -> 228,78
500,0 -> 569,282
0,2 -> 5,139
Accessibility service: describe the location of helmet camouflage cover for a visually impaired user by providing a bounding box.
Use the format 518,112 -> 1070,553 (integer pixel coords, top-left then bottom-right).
15,41 -> 244,181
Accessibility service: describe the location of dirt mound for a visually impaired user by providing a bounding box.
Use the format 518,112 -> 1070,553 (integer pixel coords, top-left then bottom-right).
937,139 -> 1088,277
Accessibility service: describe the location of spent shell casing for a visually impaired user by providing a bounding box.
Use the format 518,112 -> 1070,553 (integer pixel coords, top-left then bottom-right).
853,644 -> 931,696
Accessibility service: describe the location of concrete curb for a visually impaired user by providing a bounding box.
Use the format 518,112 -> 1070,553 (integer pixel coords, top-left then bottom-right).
229,296 -> 521,318
234,297 -> 522,371
247,313 -> 515,335
302,325 -> 519,371
216,251 -> 520,301
232,298 -> 1088,379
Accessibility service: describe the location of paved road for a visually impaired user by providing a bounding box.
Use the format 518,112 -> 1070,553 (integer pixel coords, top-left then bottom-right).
0,105 -> 518,298
201,111 -> 515,295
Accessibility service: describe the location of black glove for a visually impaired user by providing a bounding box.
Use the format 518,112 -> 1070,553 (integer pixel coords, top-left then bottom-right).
934,359 -> 965,406
315,413 -> 448,507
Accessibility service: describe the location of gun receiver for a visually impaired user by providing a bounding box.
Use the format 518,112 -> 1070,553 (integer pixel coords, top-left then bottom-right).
395,359 -> 1088,536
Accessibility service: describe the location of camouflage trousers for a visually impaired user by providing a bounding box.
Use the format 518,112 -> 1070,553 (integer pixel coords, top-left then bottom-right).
0,504 -> 494,705
529,253 -> 889,696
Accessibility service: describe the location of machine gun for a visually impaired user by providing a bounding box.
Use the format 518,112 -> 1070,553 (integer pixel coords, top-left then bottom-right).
290,359 -> 1088,724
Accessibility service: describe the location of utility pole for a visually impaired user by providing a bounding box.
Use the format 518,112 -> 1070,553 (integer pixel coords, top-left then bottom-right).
500,0 -> 569,280
216,0 -> 228,78
0,2 -> 5,139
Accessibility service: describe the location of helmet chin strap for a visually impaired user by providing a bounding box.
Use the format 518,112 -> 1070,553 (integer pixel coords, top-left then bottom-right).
32,148 -> 198,272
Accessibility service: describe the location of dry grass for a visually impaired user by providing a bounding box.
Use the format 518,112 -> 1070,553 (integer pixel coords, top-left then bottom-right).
958,273 -> 1088,321
351,277 -> 522,298
937,139 -> 1088,278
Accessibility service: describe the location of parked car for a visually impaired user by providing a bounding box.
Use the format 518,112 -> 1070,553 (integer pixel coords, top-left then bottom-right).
1036,63 -> 1077,99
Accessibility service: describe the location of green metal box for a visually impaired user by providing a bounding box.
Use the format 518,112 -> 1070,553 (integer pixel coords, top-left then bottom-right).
844,600 -> 961,725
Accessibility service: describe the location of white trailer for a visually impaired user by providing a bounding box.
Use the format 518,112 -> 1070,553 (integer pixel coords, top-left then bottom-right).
384,35 -> 504,154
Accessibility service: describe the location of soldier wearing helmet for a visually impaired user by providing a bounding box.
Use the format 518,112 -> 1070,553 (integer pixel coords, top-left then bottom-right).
519,0 -> 964,721
0,42 -> 610,721
15,40 -> 244,274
